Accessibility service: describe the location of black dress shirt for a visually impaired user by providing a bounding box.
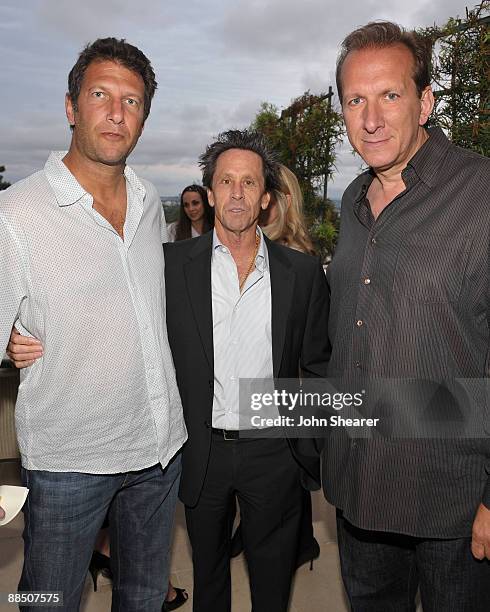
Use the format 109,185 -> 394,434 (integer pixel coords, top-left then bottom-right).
323,127 -> 490,538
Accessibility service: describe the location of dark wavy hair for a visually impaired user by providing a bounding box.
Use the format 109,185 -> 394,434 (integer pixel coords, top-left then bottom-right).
68,37 -> 157,121
336,21 -> 432,103
199,129 -> 280,193
175,184 -> 214,241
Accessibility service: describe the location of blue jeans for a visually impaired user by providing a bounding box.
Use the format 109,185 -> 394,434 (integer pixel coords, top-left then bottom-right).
336,510 -> 490,612
19,454 -> 181,612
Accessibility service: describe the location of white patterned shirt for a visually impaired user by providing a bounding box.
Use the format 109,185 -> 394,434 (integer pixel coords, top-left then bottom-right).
0,152 -> 187,472
211,228 -> 274,429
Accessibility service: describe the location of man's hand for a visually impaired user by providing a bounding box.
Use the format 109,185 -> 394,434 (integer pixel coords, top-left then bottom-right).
6,327 -> 43,368
471,503 -> 490,560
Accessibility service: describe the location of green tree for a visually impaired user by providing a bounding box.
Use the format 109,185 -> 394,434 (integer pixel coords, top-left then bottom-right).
421,1 -> 489,156
0,165 -> 11,191
252,91 -> 344,260
309,198 -> 340,263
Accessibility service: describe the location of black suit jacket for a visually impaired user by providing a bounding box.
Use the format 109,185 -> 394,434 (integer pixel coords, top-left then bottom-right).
164,232 -> 329,507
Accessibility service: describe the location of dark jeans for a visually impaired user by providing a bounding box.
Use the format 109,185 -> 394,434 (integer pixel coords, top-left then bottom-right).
19,455 -> 181,612
336,510 -> 490,612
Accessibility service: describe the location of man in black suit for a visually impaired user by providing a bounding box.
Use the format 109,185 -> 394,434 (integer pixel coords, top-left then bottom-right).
164,130 -> 329,612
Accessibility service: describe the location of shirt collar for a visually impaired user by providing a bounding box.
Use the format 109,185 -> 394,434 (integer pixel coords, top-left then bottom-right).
351,126 -> 451,203
402,126 -> 451,189
44,151 -> 146,207
212,226 -> 268,272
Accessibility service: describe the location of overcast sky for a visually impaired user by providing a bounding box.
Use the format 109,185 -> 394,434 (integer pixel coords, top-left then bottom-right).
0,0 -> 472,198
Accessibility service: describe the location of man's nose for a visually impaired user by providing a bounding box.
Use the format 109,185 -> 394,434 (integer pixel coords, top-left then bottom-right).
362,100 -> 384,133
107,98 -> 124,125
231,183 -> 244,199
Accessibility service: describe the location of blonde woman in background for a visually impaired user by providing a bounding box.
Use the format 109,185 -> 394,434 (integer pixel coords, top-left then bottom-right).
260,164 -> 315,256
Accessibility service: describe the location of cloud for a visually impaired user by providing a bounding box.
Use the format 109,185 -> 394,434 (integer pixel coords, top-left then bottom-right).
176,104 -> 211,125
301,68 -> 337,96
214,0 -> 408,62
131,162 -> 203,196
408,0 -> 470,28
34,0 -> 201,41
0,0 -> 473,197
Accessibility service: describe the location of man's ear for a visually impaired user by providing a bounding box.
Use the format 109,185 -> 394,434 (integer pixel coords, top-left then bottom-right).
419,86 -> 435,126
207,188 -> 215,208
260,191 -> 270,210
65,94 -> 76,128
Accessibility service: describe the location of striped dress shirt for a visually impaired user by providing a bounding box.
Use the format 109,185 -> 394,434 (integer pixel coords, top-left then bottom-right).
0,151 -> 187,473
211,228 -> 274,430
323,127 -> 490,538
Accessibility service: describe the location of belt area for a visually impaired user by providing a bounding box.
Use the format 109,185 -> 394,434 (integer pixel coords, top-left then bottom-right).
211,427 -> 276,440
211,427 -> 241,440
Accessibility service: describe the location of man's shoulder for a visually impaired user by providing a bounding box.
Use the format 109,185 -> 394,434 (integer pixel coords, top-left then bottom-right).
0,170 -> 51,219
266,239 -> 321,274
138,177 -> 160,205
440,141 -> 490,212
447,141 -> 490,173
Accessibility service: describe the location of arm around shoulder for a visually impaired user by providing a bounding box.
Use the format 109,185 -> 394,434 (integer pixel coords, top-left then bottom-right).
0,215 -> 28,356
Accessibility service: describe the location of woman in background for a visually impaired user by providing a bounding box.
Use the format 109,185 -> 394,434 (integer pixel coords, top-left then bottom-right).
260,164 -> 315,255
167,184 -> 214,242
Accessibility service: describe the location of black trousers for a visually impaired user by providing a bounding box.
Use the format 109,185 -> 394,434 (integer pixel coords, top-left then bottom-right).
185,434 -> 303,612
337,511 -> 490,612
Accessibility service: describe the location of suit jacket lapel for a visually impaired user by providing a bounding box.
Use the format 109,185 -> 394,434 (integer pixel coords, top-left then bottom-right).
266,237 -> 295,377
183,233 -> 214,371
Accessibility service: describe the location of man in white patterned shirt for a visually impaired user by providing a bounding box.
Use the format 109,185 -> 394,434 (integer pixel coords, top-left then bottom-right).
0,38 -> 186,611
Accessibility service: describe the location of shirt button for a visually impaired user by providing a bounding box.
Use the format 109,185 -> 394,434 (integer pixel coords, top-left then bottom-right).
355,361 -> 361,368
371,237 -> 377,244
363,278 -> 371,285
230,376 -> 236,381
356,319 -> 364,327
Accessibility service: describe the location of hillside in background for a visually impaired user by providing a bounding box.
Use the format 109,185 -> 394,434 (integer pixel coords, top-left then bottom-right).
161,197 -> 341,225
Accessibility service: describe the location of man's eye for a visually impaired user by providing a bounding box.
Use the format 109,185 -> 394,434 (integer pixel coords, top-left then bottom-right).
222,178 -> 231,184
244,180 -> 254,186
349,97 -> 362,106
386,92 -> 399,101
126,98 -> 138,106
92,91 -> 104,98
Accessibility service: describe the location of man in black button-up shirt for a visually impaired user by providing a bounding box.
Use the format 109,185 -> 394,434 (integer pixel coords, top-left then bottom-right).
323,21 -> 490,611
